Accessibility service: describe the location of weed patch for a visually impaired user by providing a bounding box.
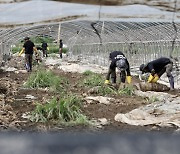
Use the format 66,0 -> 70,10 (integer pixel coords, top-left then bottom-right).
83,70 -> 94,76
118,85 -> 135,96
82,72 -> 104,87
97,85 -> 117,96
30,95 -> 90,125
24,69 -> 68,92
146,96 -> 159,103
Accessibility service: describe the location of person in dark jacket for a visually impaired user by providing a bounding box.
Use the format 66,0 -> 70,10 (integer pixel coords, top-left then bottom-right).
105,51 -> 132,84
41,42 -> 48,57
19,37 -> 37,72
59,39 -> 63,58
139,57 -> 174,90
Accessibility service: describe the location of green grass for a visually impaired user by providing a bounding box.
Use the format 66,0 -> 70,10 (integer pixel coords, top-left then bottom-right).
11,45 -> 68,54
31,36 -> 54,44
48,46 -> 68,54
24,69 -> 68,92
30,95 -> 90,125
82,71 -> 133,96
146,96 -> 159,103
82,70 -> 94,76
82,72 -> 104,88
118,85 -> 135,96
11,46 -> 22,54
97,85 -> 117,96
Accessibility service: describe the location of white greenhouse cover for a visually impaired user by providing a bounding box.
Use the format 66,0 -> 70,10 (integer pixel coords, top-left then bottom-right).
0,0 -> 180,26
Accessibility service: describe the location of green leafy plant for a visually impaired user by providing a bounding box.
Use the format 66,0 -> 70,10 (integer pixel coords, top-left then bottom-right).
12,46 -> 22,54
48,46 -> 59,54
82,73 -> 104,88
24,69 -> 68,92
81,72 -> 118,95
118,85 -> 134,96
31,36 -> 54,44
30,95 -> 90,125
83,70 -> 94,76
46,46 -> 68,54
97,85 -> 117,96
146,96 -> 159,103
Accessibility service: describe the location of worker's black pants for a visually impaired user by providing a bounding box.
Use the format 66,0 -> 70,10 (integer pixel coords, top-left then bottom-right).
106,68 -> 126,83
25,54 -> 33,71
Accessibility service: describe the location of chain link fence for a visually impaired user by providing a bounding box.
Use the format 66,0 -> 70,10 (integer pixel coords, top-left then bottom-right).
70,40 -> 180,85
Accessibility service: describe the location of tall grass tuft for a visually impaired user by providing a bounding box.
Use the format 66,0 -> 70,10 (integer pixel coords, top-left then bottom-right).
30,95 -> 90,125
24,69 -> 67,92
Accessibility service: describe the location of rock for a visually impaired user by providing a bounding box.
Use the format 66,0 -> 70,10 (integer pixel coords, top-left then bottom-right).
88,86 -> 100,94
98,118 -> 109,125
85,96 -> 115,105
25,95 -> 36,100
139,82 -> 170,92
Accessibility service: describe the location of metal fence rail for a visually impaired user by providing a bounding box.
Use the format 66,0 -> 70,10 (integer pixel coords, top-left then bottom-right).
71,40 -> 180,66
70,40 -> 180,85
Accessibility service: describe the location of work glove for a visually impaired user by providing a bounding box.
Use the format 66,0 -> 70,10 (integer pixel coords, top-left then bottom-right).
126,76 -> 132,84
151,74 -> 159,83
147,74 -> 154,83
47,47 -> 49,51
18,49 -> 24,56
104,80 -> 110,84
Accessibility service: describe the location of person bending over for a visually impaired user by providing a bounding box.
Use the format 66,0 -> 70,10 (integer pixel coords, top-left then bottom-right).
139,57 -> 174,90
105,51 -> 132,84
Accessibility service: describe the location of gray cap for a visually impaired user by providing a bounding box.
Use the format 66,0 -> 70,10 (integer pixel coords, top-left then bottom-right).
116,59 -> 128,71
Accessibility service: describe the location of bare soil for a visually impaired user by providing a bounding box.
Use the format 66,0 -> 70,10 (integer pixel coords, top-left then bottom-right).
0,58 -> 178,134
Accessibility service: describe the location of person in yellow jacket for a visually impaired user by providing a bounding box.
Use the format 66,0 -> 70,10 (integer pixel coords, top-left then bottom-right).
105,51 -> 132,85
139,57 -> 174,90
19,37 -> 38,72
